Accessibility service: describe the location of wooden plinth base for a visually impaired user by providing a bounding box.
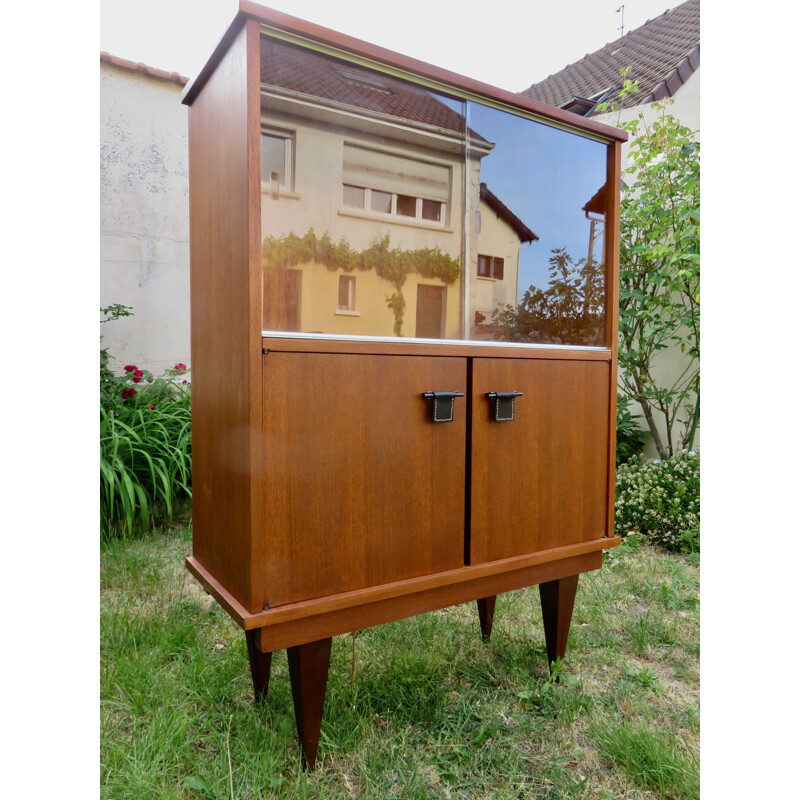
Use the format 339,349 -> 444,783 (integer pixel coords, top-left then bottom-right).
246,573 -> 582,767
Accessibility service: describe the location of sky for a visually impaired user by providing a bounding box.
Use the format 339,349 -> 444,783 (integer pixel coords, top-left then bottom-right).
100,0 -> 684,93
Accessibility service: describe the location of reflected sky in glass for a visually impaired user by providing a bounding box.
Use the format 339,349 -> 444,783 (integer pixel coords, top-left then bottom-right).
467,103 -> 607,300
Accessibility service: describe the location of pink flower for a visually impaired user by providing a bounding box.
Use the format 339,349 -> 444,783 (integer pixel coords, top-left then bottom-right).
148,404 -> 155,410
123,365 -> 137,373
174,363 -> 187,371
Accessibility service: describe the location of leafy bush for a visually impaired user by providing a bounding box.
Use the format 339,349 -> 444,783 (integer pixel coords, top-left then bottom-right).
616,394 -> 648,465
615,451 -> 699,552
100,306 -> 191,536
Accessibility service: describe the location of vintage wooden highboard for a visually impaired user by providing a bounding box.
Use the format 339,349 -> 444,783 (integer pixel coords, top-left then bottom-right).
182,1 -> 626,768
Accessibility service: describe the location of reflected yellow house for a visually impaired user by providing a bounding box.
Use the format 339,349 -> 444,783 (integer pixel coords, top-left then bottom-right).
259,37 -> 534,340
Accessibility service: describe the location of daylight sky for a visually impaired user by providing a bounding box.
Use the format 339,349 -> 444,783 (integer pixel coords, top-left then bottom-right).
100,0 -> 685,93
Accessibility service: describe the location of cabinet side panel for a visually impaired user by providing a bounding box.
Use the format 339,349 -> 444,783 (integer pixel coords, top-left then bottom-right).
189,22 -> 255,610
605,141 -> 622,539
470,358 -> 611,563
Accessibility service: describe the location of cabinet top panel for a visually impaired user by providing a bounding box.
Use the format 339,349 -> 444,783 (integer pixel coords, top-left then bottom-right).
182,1 -> 626,145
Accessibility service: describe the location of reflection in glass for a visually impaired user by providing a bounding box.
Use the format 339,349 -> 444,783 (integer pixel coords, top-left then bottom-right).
259,34 -> 609,347
343,184 -> 365,208
260,35 -> 468,338
466,103 -> 608,346
370,190 -> 392,214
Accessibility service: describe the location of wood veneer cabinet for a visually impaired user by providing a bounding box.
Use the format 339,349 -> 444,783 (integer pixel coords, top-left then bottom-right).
183,1 -> 626,768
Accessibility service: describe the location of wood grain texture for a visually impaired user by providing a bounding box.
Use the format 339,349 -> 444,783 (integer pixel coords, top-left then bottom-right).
245,628 -> 272,701
477,596 -> 496,640
186,538 -> 618,632
287,638 -> 332,770
539,574 -> 580,669
263,336 -> 612,361
260,352 -> 467,607
258,551 -> 601,652
470,358 -> 611,563
605,141 -> 622,540
189,21 -> 260,612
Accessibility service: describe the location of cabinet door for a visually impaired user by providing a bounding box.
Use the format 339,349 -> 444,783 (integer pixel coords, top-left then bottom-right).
260,352 -> 466,607
470,358 -> 610,564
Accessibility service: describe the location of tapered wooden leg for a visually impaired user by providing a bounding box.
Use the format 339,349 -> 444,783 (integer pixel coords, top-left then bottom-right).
245,629 -> 272,702
287,638 -> 332,770
477,595 -> 497,640
539,574 -> 579,671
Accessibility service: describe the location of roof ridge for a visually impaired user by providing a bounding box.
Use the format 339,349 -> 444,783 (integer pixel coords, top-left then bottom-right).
520,0 -> 699,113
100,52 -> 189,86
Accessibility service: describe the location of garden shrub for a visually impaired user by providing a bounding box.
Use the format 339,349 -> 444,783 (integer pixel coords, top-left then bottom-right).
616,394 -> 649,465
100,306 -> 192,536
615,451 -> 699,552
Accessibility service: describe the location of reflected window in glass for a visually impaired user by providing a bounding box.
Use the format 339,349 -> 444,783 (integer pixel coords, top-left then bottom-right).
338,275 -> 356,312
261,130 -> 293,188
343,184 -> 365,208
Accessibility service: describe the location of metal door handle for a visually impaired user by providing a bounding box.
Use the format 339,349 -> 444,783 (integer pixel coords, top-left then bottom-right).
485,391 -> 523,421
422,391 -> 464,423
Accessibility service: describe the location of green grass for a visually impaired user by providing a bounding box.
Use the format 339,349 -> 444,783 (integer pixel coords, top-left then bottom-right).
101,531 -> 699,799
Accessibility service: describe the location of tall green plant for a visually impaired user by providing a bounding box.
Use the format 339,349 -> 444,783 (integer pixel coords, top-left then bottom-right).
100,306 -> 192,536
616,103 -> 700,458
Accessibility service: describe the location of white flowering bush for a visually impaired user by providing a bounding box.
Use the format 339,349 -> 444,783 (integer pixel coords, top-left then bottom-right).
615,451 -> 699,552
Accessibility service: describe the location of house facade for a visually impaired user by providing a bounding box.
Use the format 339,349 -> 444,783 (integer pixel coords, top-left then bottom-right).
257,37 -> 534,342
521,0 -> 700,455
100,53 -> 191,374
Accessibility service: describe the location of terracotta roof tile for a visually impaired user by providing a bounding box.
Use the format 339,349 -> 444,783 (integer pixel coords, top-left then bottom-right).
100,52 -> 188,86
520,0 -> 699,114
260,37 -> 488,143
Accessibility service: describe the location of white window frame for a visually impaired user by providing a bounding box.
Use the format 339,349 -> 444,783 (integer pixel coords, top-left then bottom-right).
341,184 -> 446,226
336,274 -> 359,315
260,126 -> 295,193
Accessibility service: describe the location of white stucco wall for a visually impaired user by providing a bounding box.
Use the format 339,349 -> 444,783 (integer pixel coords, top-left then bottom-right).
595,67 -> 700,456
100,62 -> 190,376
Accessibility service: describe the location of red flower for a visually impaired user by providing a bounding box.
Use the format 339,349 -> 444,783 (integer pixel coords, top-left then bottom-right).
132,369 -> 144,384
175,363 -> 186,371
123,365 -> 137,373
148,404 -> 155,410
121,388 -> 136,399
182,379 -> 187,384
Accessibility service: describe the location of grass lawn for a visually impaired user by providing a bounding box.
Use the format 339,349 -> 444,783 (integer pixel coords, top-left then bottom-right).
101,528 -> 699,799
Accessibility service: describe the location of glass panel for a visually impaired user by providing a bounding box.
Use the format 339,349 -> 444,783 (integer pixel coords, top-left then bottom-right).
343,184 -> 365,208
370,189 -> 392,214
261,134 -> 286,185
260,34 -> 467,337
396,194 -> 417,217
465,102 -> 608,346
422,198 -> 442,222
259,34 -> 609,346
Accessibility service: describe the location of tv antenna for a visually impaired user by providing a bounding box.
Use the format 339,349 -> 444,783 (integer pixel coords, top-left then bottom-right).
616,4 -> 625,37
